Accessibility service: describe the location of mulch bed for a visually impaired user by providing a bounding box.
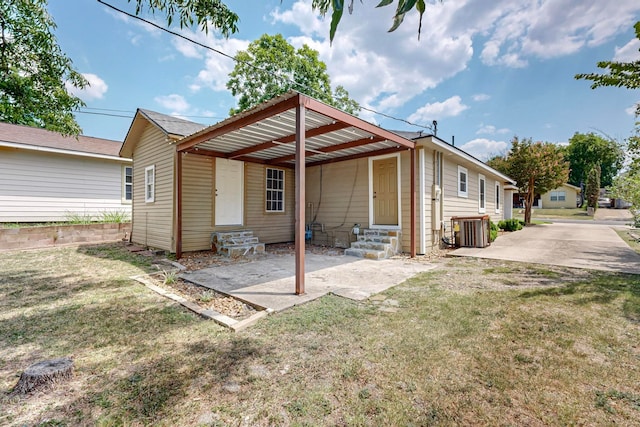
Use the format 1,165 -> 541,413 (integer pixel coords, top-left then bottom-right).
151,274 -> 257,320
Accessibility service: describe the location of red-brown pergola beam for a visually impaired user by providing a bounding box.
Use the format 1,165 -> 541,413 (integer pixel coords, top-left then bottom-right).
176,151 -> 183,260
295,99 -> 306,295
303,96 -> 415,150
267,135 -> 386,164
226,121 -> 350,159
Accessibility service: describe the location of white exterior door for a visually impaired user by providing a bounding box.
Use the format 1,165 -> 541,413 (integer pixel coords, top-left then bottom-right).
215,158 -> 244,226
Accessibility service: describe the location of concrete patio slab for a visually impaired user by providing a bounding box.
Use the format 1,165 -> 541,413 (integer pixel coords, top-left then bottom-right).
180,254 -> 437,312
451,222 -> 640,274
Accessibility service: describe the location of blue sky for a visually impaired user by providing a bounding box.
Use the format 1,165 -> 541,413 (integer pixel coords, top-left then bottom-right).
49,0 -> 640,160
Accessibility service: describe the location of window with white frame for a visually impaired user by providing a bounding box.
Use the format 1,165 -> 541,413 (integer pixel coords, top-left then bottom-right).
495,182 -> 501,213
145,165 -> 155,203
457,166 -> 468,198
123,166 -> 132,202
266,167 -> 285,212
550,190 -> 566,201
479,174 -> 486,213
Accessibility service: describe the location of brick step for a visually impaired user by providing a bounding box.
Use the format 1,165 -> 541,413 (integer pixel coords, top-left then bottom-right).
211,230 -> 263,258
362,229 -> 399,238
351,241 -> 389,251
357,235 -> 397,244
219,236 -> 259,245
344,248 -> 388,260
218,243 -> 265,258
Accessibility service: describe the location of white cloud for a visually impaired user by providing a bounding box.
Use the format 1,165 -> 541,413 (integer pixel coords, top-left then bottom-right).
459,138 -> 509,161
614,37 -> 640,62
66,73 -> 108,101
154,94 -> 190,112
472,93 -> 491,102
272,0 -> 473,112
476,0 -> 640,66
626,104 -> 639,116
173,38 -> 204,59
477,123 -> 510,135
407,96 -> 469,123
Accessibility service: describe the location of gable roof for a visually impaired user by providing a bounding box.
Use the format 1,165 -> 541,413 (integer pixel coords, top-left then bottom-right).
120,109 -> 207,158
137,109 -> 207,138
392,130 -> 515,184
0,121 -> 127,161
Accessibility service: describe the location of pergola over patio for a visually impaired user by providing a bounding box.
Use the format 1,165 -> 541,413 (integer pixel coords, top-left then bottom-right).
175,91 -> 417,295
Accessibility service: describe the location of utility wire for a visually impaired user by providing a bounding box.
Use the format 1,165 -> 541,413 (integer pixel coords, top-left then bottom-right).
96,0 -> 434,133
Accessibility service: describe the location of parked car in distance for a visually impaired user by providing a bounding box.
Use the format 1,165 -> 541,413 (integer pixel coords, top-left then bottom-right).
598,197 -> 611,208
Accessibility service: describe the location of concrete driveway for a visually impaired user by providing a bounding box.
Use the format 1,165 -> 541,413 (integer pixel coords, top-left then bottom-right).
451,222 -> 640,274
181,254 -> 437,312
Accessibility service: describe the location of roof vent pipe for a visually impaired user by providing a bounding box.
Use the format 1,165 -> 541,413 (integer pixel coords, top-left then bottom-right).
452,135 -> 455,146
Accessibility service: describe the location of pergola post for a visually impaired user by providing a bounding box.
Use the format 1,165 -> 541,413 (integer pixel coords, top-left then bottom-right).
295,99 -> 306,295
176,151 -> 183,259
410,148 -> 416,258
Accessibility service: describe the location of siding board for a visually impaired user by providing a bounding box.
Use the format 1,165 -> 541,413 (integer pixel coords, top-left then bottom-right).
0,149 -> 131,222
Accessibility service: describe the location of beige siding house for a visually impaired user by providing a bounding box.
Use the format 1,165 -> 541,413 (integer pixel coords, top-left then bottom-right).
0,122 -> 132,222
540,183 -> 580,209
121,93 -> 514,258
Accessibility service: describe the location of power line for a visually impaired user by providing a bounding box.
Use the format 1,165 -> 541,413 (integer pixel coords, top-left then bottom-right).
96,0 -> 435,133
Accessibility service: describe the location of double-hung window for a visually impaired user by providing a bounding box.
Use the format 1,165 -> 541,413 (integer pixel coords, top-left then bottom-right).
123,166 -> 132,202
550,191 -> 566,202
479,174 -> 486,213
145,165 -> 155,203
457,166 -> 468,198
495,182 -> 501,213
266,168 -> 285,212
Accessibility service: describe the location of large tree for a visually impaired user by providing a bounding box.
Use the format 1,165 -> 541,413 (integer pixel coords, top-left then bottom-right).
565,132 -> 624,189
0,0 -> 87,135
487,137 -> 569,224
226,33 -> 359,116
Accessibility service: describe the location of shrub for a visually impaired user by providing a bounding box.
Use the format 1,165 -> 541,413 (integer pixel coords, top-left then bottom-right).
489,221 -> 499,242
498,218 -> 523,232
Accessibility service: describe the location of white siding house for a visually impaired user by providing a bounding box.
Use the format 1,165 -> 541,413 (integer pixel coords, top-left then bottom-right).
0,122 -> 132,222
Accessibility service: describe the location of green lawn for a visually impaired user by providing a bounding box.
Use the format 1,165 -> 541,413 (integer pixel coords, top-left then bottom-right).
513,208 -> 590,221
1,244 -> 640,426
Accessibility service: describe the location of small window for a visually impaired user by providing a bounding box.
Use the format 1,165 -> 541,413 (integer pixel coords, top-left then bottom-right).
458,166 -> 468,198
495,182 -> 501,213
266,168 -> 285,212
123,166 -> 133,202
145,165 -> 155,203
479,174 -> 486,213
550,191 -> 566,202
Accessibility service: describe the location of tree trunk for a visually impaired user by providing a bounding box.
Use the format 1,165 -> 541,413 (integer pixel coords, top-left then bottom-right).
11,358 -> 74,395
524,177 -> 536,224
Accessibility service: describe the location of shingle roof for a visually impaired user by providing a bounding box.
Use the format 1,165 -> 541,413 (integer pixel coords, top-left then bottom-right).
0,122 -> 123,157
138,109 -> 206,137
